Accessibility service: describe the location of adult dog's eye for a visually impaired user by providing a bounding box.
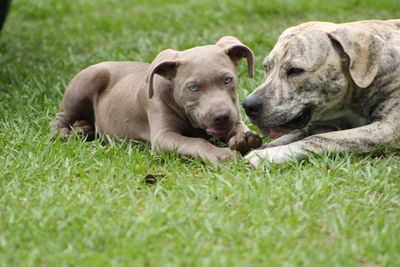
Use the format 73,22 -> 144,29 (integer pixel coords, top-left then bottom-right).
287,67 -> 305,77
188,84 -> 199,92
224,77 -> 233,84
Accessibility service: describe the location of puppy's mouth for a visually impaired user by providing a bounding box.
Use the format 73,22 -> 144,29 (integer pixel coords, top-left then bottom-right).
205,126 -> 233,139
192,118 -> 234,139
264,107 -> 312,139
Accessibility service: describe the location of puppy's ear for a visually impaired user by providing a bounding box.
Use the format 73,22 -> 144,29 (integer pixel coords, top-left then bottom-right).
146,49 -> 180,98
216,36 -> 254,78
327,26 -> 384,88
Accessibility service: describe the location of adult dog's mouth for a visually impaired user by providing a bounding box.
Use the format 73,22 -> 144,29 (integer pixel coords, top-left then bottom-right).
283,107 -> 312,129
264,107 -> 312,139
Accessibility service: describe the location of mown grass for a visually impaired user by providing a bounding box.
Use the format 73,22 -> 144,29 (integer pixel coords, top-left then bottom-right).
1,0 -> 400,266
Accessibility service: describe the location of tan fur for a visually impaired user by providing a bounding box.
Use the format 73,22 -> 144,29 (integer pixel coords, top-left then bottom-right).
243,20 -> 400,166
52,37 -> 262,163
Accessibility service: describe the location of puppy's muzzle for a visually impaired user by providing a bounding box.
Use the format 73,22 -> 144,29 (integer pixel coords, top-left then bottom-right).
205,108 -> 234,138
242,95 -> 263,117
210,109 -> 231,127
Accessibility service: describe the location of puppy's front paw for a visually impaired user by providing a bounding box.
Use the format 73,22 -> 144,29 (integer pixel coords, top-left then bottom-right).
204,147 -> 236,163
228,131 -> 262,154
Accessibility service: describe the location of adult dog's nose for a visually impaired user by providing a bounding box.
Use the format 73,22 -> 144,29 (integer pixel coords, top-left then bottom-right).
211,109 -> 231,126
242,95 -> 262,117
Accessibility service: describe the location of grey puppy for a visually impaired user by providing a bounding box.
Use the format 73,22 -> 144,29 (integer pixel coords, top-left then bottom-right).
242,20 -> 400,166
52,36 -> 262,163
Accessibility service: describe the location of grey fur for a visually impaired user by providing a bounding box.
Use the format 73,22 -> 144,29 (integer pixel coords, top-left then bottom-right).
52,36 -> 262,163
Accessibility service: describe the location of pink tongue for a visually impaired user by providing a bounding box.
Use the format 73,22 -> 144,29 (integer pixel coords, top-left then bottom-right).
206,127 -> 229,137
268,128 -> 288,139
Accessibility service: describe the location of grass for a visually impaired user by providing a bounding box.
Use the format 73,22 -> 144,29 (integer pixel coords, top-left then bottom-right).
1,0 -> 400,266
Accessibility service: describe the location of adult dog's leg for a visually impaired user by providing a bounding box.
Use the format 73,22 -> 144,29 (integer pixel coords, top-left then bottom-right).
246,99 -> 400,167
261,120 -> 353,148
246,121 -> 397,166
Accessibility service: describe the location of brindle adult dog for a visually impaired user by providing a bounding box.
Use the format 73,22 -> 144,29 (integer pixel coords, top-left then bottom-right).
52,37 -> 261,163
243,20 -> 400,166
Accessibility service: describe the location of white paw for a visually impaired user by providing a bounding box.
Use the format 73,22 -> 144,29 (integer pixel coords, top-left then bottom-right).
245,149 -> 268,167
245,141 -> 305,167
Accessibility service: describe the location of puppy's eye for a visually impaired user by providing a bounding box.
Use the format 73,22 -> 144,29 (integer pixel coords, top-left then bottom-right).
188,84 -> 199,92
287,67 -> 305,77
224,77 -> 233,84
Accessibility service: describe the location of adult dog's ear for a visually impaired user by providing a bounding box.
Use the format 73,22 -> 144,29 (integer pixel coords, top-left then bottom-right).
216,36 -> 254,78
146,49 -> 180,98
327,26 -> 384,88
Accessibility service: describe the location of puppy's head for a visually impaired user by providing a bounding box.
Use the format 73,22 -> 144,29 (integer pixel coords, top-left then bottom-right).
243,22 -> 384,138
146,36 -> 254,140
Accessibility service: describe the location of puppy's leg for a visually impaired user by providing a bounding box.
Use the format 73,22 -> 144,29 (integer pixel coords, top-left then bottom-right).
246,116 -> 400,167
146,105 -> 236,162
51,66 -> 110,140
228,122 -> 262,153
152,130 -> 235,163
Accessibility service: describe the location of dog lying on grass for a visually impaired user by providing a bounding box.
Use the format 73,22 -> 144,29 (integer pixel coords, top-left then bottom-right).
242,19 -> 400,166
52,36 -> 261,163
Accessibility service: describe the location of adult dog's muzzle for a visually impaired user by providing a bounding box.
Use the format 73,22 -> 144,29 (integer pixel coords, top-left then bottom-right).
242,95 -> 263,117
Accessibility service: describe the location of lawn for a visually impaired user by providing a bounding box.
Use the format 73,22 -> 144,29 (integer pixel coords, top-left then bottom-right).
1,0 -> 400,266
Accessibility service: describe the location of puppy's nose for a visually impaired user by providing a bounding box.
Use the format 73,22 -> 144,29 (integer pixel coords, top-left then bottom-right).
211,109 -> 231,126
242,95 -> 262,116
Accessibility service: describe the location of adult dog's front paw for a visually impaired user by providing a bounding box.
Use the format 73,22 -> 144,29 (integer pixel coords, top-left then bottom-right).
228,131 -> 262,154
245,149 -> 269,167
245,147 -> 285,167
245,142 -> 305,167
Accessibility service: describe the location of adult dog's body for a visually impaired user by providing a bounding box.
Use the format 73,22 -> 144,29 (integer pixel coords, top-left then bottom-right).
52,37 -> 261,162
243,19 -> 400,166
